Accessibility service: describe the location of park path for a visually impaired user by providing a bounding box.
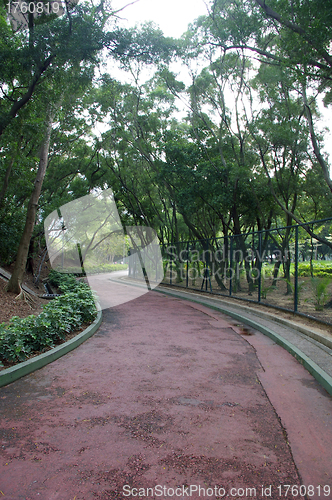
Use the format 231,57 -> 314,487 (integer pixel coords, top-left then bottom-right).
0,291 -> 331,500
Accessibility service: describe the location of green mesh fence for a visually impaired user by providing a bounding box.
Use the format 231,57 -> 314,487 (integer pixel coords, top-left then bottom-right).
161,218 -> 332,325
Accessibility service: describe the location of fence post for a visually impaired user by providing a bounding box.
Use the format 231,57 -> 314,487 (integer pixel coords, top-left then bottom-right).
294,225 -> 299,312
229,236 -> 233,296
186,241 -> 189,288
208,239 -> 212,291
170,244 -> 172,285
258,231 -> 262,303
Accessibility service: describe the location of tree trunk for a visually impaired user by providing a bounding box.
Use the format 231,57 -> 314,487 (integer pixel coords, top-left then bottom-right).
6,109 -> 54,294
302,81 -> 332,194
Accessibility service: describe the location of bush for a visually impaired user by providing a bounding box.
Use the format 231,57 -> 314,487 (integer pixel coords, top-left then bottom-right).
298,262 -> 332,278
310,277 -> 331,311
0,272 -> 97,364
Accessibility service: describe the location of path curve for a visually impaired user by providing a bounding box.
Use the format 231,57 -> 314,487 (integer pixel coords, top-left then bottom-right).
0,291 -> 331,500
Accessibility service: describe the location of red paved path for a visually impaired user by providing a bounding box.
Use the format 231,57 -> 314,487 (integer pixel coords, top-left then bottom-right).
0,292 -> 331,500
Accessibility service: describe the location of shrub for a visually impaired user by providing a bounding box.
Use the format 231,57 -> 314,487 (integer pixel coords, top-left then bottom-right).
298,262 -> 332,278
0,272 -> 97,364
310,277 -> 331,311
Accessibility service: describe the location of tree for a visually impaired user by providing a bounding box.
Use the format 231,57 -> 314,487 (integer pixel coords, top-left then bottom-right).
181,0 -> 332,249
6,105 -> 55,294
1,1 -> 179,293
0,0 -> 109,136
207,0 -> 332,86
204,0 -> 332,195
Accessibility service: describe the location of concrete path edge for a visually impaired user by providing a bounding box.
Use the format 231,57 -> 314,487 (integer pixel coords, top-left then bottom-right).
156,288 -> 332,397
0,309 -> 102,388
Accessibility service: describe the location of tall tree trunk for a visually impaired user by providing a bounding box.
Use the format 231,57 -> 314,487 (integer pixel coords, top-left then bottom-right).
6,109 -> 54,294
302,81 -> 332,194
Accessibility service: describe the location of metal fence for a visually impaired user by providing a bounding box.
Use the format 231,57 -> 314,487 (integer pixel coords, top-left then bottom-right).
160,218 -> 332,325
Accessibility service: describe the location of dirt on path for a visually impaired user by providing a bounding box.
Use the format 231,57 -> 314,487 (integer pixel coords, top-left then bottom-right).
0,291 -> 331,500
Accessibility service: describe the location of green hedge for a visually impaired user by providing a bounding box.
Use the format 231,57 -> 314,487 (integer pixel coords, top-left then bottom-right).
0,271 -> 97,364
298,263 -> 332,278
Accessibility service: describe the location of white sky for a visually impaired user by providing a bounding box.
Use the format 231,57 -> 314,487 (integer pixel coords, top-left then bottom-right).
111,0 -> 209,38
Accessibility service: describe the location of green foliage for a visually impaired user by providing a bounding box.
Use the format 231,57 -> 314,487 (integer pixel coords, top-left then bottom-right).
1,0 -> 332,279
0,272 -> 97,363
0,206 -> 26,264
310,277 -> 332,311
285,278 -> 306,305
298,262 -> 332,278
110,23 -> 177,65
260,271 -> 275,299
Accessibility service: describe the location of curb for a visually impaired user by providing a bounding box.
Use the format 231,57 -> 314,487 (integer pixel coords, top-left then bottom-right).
0,309 -> 102,388
156,287 -> 332,397
211,296 -> 332,350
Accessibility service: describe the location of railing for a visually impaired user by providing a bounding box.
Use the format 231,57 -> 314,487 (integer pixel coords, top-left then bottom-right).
160,218 -> 332,325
